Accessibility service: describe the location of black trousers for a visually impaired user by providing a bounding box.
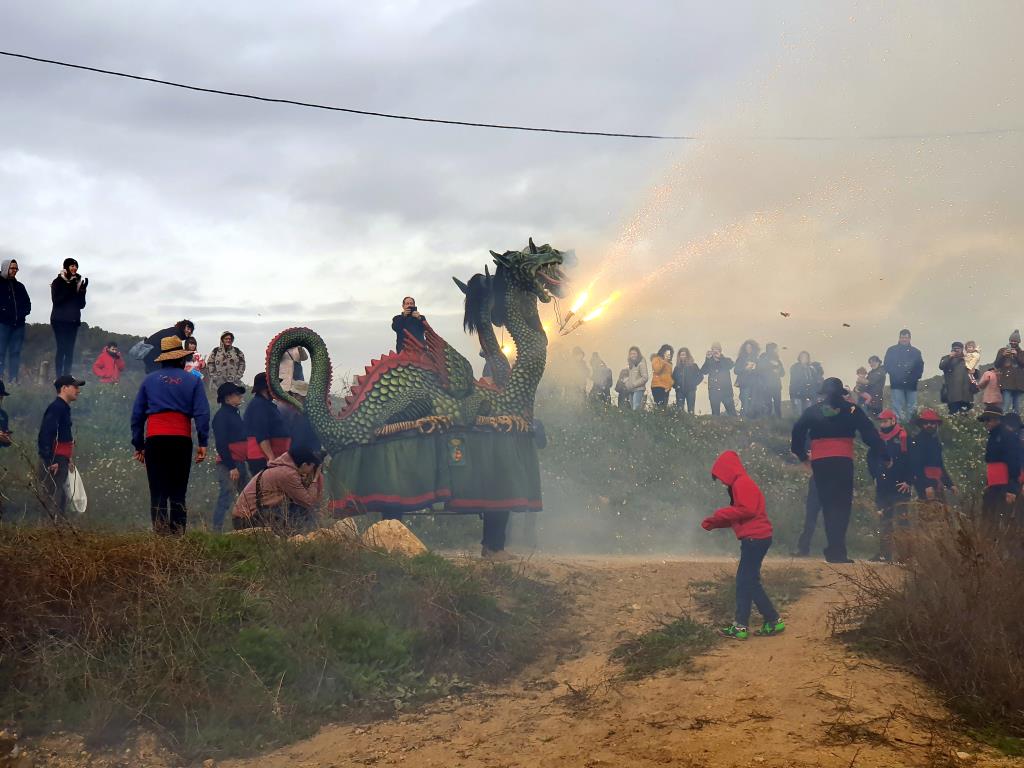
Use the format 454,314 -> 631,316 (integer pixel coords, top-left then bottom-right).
481,510 -> 510,551
981,485 -> 1015,527
709,393 -> 737,416
37,456 -> 70,519
51,321 -> 79,377
651,387 -> 670,407
145,435 -> 193,535
796,476 -> 821,555
247,458 -> 268,475
811,457 -> 855,562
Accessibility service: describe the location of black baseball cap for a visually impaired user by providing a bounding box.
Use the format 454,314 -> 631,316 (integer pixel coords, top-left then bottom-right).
54,375 -> 86,391
216,382 -> 246,404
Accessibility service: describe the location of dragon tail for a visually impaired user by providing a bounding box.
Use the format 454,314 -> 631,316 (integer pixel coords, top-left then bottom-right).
265,327 -> 347,452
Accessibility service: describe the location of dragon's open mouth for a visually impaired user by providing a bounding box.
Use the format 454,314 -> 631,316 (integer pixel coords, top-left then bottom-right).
536,263 -> 568,299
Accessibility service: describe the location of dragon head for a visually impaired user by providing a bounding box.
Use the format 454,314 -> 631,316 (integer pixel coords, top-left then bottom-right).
489,238 -> 568,303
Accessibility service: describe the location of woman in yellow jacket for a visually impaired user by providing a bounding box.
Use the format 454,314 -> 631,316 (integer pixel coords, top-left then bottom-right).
650,344 -> 675,408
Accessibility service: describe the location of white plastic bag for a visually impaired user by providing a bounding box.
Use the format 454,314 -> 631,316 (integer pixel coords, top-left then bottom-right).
65,466 -> 88,515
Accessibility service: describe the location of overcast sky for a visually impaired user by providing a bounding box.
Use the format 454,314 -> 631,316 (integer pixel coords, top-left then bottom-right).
1,2 -> 1021,398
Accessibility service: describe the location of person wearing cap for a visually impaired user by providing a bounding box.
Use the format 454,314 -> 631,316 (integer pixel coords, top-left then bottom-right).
867,409 -> 912,562
211,381 -> 249,533
910,409 -> 956,502
994,330 -> 1024,415
791,377 -> 883,563
206,330 -> 246,390
244,372 -> 290,475
978,404 -> 1020,524
36,374 -> 84,518
131,336 -> 210,535
939,342 -> 973,415
49,258 -> 88,377
0,258 -> 31,384
883,329 -> 924,422
91,341 -> 126,384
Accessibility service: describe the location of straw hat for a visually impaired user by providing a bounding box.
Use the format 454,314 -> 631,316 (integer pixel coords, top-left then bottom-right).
154,336 -> 193,362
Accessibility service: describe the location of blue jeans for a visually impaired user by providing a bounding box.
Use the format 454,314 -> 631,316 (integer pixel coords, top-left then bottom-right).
630,390 -> 644,410
0,323 -> 25,381
890,388 -> 917,421
735,537 -> 778,627
1002,390 -> 1022,414
214,462 -> 249,532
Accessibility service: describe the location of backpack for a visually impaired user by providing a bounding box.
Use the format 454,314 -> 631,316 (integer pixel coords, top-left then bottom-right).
128,340 -> 153,361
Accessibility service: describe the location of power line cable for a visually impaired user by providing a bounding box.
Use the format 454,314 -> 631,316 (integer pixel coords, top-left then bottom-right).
2,49 -> 1022,142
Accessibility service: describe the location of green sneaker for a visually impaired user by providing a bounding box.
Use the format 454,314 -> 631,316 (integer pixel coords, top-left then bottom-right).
719,624 -> 749,640
755,619 -> 786,636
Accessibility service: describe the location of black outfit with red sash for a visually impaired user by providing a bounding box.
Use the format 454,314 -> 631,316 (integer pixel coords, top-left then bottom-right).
981,423 -> 1021,523
792,400 -> 883,562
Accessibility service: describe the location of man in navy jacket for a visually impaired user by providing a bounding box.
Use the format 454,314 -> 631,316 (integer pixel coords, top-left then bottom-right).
883,329 -> 925,421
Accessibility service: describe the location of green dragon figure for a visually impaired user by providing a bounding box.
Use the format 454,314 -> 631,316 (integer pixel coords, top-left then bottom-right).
264,240 -> 567,517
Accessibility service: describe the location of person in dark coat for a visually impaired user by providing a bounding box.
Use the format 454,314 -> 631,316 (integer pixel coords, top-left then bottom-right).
939,341 -> 973,414
867,409 -> 913,562
791,378 -> 883,563
672,347 -> 703,414
131,337 -> 210,535
993,330 -> 1024,414
244,372 -> 290,474
392,296 -> 426,353
735,340 -> 761,417
789,351 -> 822,417
882,329 -> 924,421
49,258 -> 88,377
863,356 -> 886,418
37,374 -> 84,519
211,382 -> 249,533
978,404 -> 1020,525
909,409 -> 956,502
589,352 -> 613,404
0,258 -> 31,383
700,343 -> 736,416
756,342 -> 785,418
144,319 -> 194,373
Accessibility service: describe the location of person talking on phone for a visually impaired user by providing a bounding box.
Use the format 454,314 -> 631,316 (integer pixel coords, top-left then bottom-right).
392,296 -> 427,353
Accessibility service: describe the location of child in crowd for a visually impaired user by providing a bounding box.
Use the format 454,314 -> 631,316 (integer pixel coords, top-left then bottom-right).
184,337 -> 206,379
854,366 -> 872,411
964,340 -> 981,388
701,450 -> 785,640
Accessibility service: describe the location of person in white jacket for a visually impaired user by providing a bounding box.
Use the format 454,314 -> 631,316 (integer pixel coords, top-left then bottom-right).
278,346 -> 309,393
625,346 -> 649,411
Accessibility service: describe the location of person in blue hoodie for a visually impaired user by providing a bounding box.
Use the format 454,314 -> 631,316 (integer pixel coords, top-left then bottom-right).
882,329 -> 925,421
131,336 -> 210,534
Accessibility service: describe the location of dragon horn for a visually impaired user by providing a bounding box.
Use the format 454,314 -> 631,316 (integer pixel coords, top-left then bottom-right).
528,237 -> 537,253
452,277 -> 469,294
484,264 -> 491,277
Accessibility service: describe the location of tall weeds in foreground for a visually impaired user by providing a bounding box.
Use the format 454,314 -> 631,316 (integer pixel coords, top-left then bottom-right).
829,508 -> 1024,739
0,526 -> 561,759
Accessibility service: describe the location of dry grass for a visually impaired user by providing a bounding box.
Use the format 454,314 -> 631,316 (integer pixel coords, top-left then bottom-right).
829,509 -> 1024,748
0,526 -> 562,760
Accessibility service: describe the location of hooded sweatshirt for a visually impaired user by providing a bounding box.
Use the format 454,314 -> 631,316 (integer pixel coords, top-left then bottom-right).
232,452 -> 324,520
701,451 -> 773,540
0,259 -> 31,328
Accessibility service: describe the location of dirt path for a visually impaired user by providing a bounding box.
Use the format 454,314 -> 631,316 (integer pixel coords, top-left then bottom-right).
224,555 -> 1013,768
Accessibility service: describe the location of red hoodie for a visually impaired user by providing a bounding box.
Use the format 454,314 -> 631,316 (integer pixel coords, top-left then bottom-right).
701,450 -> 773,540
92,348 -> 126,384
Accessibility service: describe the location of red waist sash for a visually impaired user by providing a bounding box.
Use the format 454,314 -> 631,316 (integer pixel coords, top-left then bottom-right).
146,411 -> 191,438
810,437 -> 855,460
986,462 -> 1009,487
247,435 -> 291,460
53,441 -> 74,458
923,467 -> 944,481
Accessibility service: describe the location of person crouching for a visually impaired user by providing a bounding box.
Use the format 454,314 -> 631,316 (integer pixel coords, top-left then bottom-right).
232,446 -> 324,534
701,450 -> 785,640
131,336 -> 210,534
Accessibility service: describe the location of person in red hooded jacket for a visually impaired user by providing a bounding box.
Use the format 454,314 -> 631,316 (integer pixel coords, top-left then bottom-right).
702,450 -> 785,640
91,341 -> 126,384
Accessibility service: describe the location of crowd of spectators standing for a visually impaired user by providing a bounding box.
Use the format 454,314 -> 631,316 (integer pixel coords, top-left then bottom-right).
550,327 -> 1024,422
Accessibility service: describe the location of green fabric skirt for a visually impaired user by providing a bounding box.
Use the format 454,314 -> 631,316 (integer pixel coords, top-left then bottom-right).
328,430 -> 542,516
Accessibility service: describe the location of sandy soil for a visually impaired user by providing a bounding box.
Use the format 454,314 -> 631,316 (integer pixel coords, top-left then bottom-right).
217,555 -> 1015,768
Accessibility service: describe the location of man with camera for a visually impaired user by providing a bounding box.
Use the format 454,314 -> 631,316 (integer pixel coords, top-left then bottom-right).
392,296 -> 427,353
